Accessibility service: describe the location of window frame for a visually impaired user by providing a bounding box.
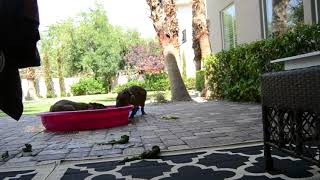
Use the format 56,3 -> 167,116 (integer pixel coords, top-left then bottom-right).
262,0 -> 306,38
220,3 -> 237,50
181,29 -> 187,44
315,0 -> 320,23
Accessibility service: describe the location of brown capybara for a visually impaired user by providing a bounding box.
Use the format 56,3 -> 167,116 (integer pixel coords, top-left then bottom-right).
50,100 -> 105,112
116,86 -> 147,118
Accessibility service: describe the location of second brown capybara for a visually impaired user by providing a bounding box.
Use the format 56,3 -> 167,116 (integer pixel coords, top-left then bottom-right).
50,100 -> 105,112
116,85 -> 147,118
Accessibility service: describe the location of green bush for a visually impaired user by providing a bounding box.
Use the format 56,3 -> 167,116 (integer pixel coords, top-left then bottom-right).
195,70 -> 205,92
71,77 -> 105,96
113,80 -> 145,93
154,91 -> 168,103
205,24 -> 320,102
184,78 -> 195,90
112,73 -> 170,93
144,73 -> 170,91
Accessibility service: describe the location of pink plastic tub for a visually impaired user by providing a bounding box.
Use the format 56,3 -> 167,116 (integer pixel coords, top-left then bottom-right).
37,105 -> 132,132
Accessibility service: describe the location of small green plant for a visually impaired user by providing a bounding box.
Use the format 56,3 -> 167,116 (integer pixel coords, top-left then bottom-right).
71,77 -> 105,96
161,115 -> 179,120
1,151 -> 9,160
195,70 -> 205,92
120,145 -> 160,163
97,135 -> 130,145
22,144 -> 32,152
154,92 -> 167,103
184,78 -> 196,90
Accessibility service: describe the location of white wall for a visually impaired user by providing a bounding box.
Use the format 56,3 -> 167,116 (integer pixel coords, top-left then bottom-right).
177,4 -> 196,78
21,77 -> 80,99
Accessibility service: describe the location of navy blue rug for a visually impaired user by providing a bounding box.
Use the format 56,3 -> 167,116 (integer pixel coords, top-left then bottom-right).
59,144 -> 320,180
1,144 -> 320,179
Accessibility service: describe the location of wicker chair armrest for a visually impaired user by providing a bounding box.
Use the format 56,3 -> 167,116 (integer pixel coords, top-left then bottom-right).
261,66 -> 320,112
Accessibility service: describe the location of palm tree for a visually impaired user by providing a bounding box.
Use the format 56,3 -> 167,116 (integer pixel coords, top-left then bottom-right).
146,0 -> 191,101
42,51 -> 55,98
56,47 -> 66,97
272,0 -> 289,35
192,0 -> 211,70
25,67 -> 39,100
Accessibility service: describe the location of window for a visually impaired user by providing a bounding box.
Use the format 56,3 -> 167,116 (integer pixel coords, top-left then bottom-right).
221,4 -> 237,50
315,0 -> 320,23
181,29 -> 187,44
264,0 -> 304,38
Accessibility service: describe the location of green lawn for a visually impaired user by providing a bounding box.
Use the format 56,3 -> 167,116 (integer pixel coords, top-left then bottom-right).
0,91 -> 171,116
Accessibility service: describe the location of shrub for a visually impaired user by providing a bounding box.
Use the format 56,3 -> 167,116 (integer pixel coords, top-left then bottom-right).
195,70 -> 205,92
154,91 -> 168,103
71,77 -> 105,96
184,78 -> 196,90
113,81 -> 145,93
113,72 -> 170,93
144,73 -> 170,91
205,24 -> 320,102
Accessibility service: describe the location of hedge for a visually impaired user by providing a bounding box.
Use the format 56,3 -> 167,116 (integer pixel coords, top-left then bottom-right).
71,77 -> 106,96
113,72 -> 170,93
204,24 -> 320,102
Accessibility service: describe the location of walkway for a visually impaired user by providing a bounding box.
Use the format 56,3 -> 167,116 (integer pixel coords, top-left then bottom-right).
0,101 -> 262,168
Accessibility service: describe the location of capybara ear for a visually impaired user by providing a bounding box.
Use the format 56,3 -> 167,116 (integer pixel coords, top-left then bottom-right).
130,95 -> 135,104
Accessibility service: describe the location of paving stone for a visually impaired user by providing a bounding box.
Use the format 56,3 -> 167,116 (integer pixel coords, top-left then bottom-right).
70,148 -> 92,153
167,145 -> 190,151
162,139 -> 185,146
180,136 -> 198,140
113,143 -> 135,149
89,149 -> 122,157
160,135 -> 179,141
142,138 -> 162,144
92,144 -> 112,151
7,157 -> 33,163
66,152 -> 90,159
35,153 -> 67,161
2,161 -> 37,168
123,147 -> 145,155
39,149 -> 70,155
184,138 -> 216,148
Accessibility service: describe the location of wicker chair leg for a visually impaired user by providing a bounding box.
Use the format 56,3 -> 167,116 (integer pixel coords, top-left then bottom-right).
264,143 -> 273,170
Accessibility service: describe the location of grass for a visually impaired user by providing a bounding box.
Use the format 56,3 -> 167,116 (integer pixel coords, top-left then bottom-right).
0,91 -> 171,116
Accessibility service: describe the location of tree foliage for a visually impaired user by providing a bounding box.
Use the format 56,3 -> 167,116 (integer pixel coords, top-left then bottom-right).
39,2 -> 146,92
124,41 -> 164,74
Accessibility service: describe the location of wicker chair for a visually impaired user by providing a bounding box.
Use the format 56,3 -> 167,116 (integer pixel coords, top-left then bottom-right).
261,65 -> 320,170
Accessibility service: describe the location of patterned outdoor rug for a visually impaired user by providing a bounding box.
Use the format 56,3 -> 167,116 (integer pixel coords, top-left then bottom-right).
1,143 -> 320,180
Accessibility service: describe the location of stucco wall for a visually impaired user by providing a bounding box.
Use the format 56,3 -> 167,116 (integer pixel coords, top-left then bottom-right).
177,5 -> 196,78
206,0 -> 264,53
21,77 -> 80,100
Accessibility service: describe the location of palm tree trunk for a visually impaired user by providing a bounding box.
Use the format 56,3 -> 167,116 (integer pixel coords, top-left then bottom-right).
56,48 -> 66,97
272,0 -> 289,35
42,52 -> 55,98
192,0 -> 211,97
192,0 -> 211,60
25,67 -> 38,100
146,0 -> 191,101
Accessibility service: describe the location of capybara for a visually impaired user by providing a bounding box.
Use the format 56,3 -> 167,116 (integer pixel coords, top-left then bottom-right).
116,86 -> 147,118
49,100 -> 105,112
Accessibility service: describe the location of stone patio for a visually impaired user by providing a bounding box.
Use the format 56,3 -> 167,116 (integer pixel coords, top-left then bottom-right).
0,100 -> 262,168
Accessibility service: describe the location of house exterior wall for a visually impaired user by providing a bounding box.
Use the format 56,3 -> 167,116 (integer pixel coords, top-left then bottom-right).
176,3 -> 196,78
206,0 -> 318,53
206,0 -> 264,53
